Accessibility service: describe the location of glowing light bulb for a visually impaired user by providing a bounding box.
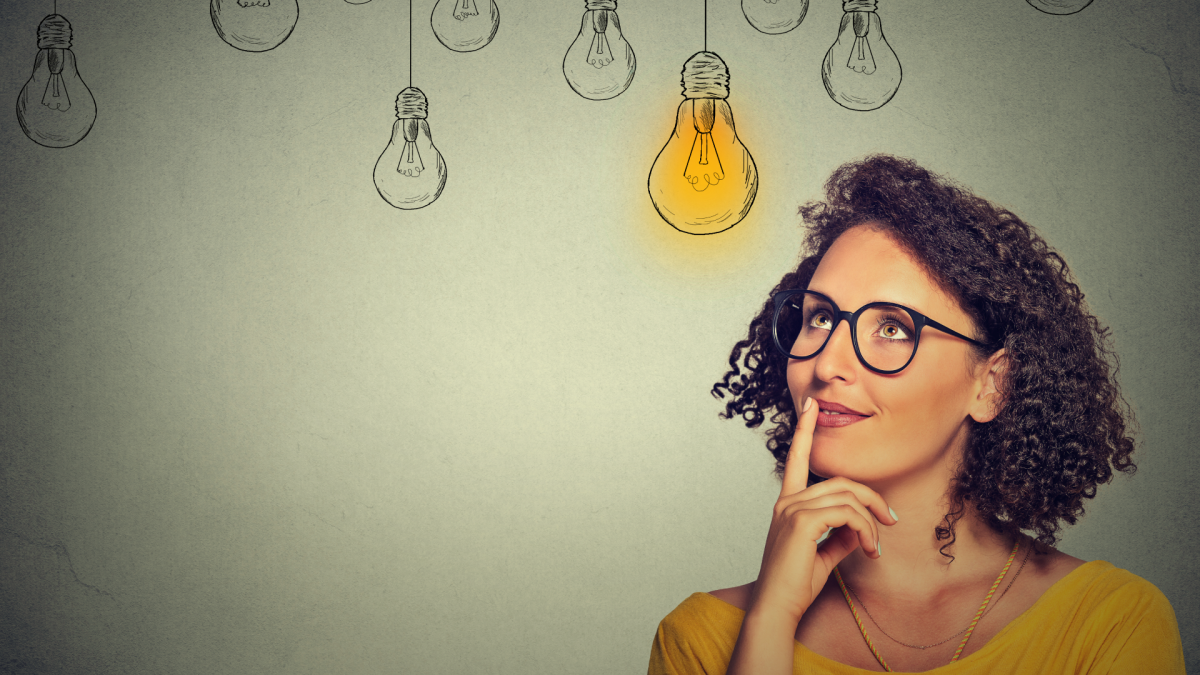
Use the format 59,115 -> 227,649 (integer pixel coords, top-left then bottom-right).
373,87 -> 447,210
1026,0 -> 1092,14
16,14 -> 96,149
563,0 -> 635,100
647,52 -> 758,235
210,0 -> 298,52
742,0 -> 809,35
821,0 -> 901,112
431,0 -> 499,52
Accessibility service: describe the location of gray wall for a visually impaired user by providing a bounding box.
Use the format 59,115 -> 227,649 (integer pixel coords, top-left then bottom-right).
2,1 -> 1196,673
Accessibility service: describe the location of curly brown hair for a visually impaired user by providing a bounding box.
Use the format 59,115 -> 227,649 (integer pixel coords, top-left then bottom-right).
712,155 -> 1136,553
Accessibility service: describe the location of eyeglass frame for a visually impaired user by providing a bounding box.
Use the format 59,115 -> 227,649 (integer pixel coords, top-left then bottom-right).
770,289 -> 994,375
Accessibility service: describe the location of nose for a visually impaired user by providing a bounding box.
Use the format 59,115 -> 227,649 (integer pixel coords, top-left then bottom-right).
812,317 -> 859,384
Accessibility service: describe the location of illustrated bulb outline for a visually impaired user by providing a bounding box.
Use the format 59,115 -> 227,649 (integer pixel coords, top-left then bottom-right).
563,0 -> 636,100
742,0 -> 809,35
647,52 -> 758,235
1026,0 -> 1092,15
16,14 -> 96,148
373,87 -> 447,209
431,0 -> 499,52
211,0 -> 299,52
821,0 -> 901,111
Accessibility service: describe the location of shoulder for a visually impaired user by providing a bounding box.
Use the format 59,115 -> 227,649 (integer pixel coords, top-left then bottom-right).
649,592 -> 745,674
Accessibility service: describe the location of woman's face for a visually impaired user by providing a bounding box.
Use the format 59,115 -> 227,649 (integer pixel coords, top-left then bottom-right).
788,224 -> 995,487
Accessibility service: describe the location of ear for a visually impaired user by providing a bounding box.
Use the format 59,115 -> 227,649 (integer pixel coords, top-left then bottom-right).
969,349 -> 1007,424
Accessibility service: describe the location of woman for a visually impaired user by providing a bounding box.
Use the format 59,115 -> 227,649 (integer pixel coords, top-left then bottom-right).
648,156 -> 1185,674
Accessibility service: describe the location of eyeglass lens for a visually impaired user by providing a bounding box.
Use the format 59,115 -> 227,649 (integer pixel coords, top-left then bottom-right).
776,293 -> 918,372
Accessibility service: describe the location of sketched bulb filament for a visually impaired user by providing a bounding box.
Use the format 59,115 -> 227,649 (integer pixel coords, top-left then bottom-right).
563,0 -> 636,100
686,99 -> 722,191
373,87 -> 448,209
16,14 -> 96,148
821,0 -> 901,111
647,52 -> 758,235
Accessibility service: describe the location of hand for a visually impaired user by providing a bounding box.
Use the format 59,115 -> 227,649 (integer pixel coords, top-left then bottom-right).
745,396 -> 899,626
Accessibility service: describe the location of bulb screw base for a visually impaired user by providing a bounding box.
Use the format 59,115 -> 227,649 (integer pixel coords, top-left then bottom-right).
842,0 -> 877,12
681,52 -> 729,100
585,0 -> 616,9
396,87 -> 428,119
37,14 -> 72,50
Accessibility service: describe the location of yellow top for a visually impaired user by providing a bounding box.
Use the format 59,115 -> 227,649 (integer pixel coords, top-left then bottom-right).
647,561 -> 1185,674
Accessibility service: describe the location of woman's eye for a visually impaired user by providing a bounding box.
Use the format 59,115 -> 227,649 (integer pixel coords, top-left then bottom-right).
878,323 -> 910,340
810,312 -> 832,330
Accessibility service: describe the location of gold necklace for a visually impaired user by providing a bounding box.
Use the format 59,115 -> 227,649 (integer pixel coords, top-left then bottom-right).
834,539 -> 1021,672
847,541 -> 1030,650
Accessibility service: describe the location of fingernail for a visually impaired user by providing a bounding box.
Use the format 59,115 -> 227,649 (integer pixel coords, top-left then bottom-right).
888,507 -> 898,522
803,397 -> 813,412
876,541 -> 882,556
815,527 -> 832,545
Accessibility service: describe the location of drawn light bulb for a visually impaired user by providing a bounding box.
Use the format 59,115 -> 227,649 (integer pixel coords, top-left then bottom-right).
821,0 -> 901,112
647,52 -> 758,235
210,0 -> 298,52
373,87 -> 447,209
742,0 -> 809,35
16,14 -> 96,149
431,0 -> 499,52
1026,0 -> 1092,15
563,0 -> 635,100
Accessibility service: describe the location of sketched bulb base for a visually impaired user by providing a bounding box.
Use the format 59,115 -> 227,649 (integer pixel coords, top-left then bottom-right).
563,2 -> 635,100
211,0 -> 298,52
1026,0 -> 1092,14
431,0 -> 499,52
648,52 -> 757,235
16,14 -> 96,148
742,0 -> 809,35
822,10 -> 901,111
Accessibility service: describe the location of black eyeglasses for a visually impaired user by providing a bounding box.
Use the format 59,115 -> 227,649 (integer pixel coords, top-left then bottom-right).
771,290 -> 992,374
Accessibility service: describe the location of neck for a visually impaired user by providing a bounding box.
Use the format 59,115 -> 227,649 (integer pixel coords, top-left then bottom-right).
837,473 -> 1013,594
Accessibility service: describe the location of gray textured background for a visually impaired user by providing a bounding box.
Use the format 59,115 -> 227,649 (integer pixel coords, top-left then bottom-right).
2,1 -> 1197,673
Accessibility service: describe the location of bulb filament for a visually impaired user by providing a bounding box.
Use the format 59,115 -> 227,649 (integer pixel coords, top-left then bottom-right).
684,99 -> 724,191
237,0 -> 271,7
846,12 -> 876,74
587,11 -> 613,68
42,49 -> 70,111
454,0 -> 479,20
397,118 -> 425,177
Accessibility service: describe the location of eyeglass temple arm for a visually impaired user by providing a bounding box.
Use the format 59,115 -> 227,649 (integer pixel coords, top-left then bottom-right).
923,317 -> 991,348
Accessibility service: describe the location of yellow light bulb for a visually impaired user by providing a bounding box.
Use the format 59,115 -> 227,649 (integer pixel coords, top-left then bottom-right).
648,52 -> 758,235
210,0 -> 298,52
373,88 -> 448,210
16,14 -> 96,148
821,0 -> 901,111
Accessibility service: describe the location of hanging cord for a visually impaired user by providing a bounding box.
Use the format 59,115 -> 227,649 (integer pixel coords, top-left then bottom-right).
703,0 -> 707,51
408,0 -> 412,87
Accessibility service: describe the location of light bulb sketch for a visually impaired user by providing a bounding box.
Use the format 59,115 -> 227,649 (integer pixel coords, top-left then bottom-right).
742,0 -> 808,35
647,52 -> 757,235
431,0 -> 499,52
1026,0 -> 1092,15
563,0 -> 635,100
16,14 -> 96,148
211,0 -> 299,52
821,0 -> 901,111
374,87 -> 447,209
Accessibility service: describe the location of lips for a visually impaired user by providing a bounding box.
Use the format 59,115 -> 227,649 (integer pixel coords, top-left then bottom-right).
814,398 -> 871,428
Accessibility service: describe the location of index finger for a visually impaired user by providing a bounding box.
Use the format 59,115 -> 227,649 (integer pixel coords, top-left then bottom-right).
780,397 -> 818,497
